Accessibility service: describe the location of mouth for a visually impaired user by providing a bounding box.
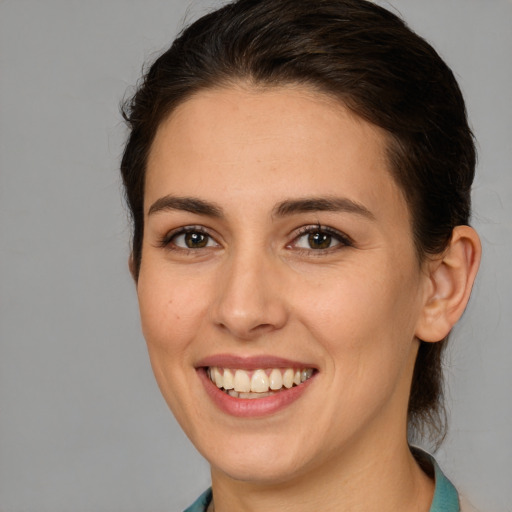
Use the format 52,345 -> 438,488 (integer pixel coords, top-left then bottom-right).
197,355 -> 318,416
206,366 -> 315,399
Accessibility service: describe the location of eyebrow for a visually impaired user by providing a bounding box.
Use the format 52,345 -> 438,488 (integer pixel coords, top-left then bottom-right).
147,195 -> 223,217
272,197 -> 375,220
147,195 -> 375,220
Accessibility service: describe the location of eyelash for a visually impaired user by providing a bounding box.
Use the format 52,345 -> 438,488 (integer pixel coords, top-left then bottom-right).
289,225 -> 354,254
158,224 -> 353,254
158,226 -> 218,252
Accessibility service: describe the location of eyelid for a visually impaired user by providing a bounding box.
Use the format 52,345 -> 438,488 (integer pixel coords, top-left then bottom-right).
288,224 -> 354,251
158,225 -> 220,249
157,223 -> 353,253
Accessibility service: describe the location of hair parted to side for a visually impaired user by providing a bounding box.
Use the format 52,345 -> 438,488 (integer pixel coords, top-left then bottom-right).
121,0 -> 475,447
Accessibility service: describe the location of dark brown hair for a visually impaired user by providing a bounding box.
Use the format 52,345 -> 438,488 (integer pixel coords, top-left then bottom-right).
121,0 -> 475,446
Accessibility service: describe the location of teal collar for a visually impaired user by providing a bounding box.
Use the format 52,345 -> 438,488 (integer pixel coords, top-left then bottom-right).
429,455 -> 460,512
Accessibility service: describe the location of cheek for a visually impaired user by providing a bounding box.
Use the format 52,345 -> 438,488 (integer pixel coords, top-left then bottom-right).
294,260 -> 421,373
137,263 -> 211,356
136,265 -> 213,424
295,266 -> 420,431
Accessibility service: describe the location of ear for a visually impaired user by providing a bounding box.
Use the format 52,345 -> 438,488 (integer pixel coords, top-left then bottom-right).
128,253 -> 137,282
415,226 -> 481,343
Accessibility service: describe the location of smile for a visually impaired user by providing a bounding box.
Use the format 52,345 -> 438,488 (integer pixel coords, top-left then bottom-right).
207,367 -> 315,398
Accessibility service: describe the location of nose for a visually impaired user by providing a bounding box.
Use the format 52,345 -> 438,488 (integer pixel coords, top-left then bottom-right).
211,249 -> 289,341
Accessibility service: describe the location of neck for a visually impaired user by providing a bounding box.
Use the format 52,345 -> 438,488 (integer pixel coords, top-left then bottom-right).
210,428 -> 434,512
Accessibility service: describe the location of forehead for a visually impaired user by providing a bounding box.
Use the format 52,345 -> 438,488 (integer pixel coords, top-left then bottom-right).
145,85 -> 408,223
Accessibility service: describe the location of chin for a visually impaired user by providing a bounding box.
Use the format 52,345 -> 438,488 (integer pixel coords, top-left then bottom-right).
199,426 -> 324,485
212,453 -> 308,485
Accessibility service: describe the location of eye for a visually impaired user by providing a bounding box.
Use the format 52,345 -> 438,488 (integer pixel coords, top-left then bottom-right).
163,227 -> 219,250
290,226 -> 352,251
301,231 -> 335,250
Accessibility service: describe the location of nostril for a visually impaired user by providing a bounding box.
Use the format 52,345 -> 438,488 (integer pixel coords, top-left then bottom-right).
215,320 -> 277,341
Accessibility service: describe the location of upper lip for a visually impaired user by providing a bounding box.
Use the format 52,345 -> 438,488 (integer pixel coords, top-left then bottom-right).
196,354 -> 317,370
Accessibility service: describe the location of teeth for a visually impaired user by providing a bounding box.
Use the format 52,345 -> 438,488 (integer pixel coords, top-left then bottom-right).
239,391 -> 274,399
207,366 -> 314,396
283,368 -> 294,389
251,369 -> 269,393
213,367 -> 223,388
233,369 -> 251,393
228,390 -> 275,399
269,368 -> 283,390
301,368 -> 313,382
223,369 -> 234,390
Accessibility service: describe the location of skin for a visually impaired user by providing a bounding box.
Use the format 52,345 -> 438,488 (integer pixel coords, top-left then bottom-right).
135,85 -> 480,512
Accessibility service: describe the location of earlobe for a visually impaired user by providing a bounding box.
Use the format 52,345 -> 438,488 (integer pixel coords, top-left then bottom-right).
415,226 -> 481,343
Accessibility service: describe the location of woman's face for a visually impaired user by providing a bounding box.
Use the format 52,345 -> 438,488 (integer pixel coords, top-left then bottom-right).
137,86 -> 431,484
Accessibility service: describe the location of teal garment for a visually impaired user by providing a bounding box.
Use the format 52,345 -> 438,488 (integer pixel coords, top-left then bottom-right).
430,457 -> 460,511
183,456 -> 459,512
184,488 -> 211,512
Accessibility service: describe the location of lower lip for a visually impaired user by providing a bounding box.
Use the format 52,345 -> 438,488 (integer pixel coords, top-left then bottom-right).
198,368 -> 316,417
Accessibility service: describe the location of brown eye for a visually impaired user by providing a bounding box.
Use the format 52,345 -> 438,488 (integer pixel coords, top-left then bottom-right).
168,229 -> 219,250
307,232 -> 332,249
291,226 -> 352,253
184,232 -> 208,248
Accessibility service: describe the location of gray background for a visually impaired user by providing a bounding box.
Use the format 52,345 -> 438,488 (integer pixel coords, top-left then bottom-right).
1,0 -> 511,510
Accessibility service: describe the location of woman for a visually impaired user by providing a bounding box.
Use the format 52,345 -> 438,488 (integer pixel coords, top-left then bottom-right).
120,0 -> 481,510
